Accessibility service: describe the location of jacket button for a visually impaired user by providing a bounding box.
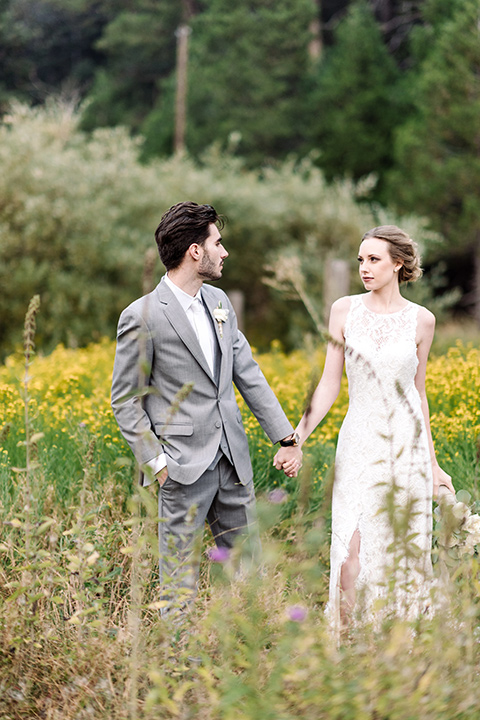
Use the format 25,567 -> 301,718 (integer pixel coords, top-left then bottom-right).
215,421 -> 221,428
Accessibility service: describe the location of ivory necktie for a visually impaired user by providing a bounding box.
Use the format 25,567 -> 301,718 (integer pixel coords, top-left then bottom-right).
190,298 -> 215,375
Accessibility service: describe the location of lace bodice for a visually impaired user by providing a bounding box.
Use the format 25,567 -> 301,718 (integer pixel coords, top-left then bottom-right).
344,295 -> 419,410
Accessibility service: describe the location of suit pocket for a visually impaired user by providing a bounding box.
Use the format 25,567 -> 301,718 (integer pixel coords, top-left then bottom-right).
154,422 -> 193,437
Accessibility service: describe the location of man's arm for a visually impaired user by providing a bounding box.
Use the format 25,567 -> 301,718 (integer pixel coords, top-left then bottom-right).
227,297 -> 294,443
111,306 -> 164,467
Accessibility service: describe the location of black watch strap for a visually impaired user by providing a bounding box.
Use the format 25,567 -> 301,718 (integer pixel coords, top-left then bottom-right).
279,432 -> 299,447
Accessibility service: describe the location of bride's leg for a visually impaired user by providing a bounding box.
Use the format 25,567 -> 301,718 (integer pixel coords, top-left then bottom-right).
340,529 -> 361,628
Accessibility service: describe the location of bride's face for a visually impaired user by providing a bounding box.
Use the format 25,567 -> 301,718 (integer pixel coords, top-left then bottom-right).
357,237 -> 401,290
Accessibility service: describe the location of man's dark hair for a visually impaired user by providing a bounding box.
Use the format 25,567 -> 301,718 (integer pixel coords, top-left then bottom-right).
155,201 -> 225,270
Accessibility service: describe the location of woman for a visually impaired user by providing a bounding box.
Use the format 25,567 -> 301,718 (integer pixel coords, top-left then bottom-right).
274,226 -> 455,630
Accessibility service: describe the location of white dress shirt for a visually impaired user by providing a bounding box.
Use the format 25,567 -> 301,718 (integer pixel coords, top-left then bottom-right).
144,274 -> 217,483
165,276 -> 216,375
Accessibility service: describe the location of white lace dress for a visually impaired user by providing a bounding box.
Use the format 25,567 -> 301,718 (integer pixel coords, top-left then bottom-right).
328,295 -> 433,626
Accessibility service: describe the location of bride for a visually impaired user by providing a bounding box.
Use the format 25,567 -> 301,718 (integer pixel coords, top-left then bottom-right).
274,225 -> 455,629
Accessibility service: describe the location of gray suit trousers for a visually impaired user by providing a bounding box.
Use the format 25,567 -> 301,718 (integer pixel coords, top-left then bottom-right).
158,455 -> 257,605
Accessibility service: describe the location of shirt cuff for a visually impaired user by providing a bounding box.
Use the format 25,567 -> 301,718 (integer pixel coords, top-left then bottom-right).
143,453 -> 167,486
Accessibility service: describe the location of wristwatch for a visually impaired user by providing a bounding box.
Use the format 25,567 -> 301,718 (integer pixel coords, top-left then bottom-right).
279,432 -> 300,448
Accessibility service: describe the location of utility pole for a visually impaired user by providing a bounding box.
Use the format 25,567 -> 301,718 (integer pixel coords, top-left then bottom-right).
174,0 -> 195,154
174,23 -> 191,154
309,0 -> 322,61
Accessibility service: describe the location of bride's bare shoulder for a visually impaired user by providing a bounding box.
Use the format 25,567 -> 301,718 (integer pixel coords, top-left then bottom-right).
417,304 -> 436,329
416,304 -> 436,345
331,295 -> 353,314
328,296 -> 353,340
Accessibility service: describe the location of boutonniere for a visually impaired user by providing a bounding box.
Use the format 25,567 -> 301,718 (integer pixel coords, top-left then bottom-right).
213,302 -> 229,338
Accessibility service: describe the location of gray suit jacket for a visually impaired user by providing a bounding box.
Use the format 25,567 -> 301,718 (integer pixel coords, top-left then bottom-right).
111,278 -> 293,485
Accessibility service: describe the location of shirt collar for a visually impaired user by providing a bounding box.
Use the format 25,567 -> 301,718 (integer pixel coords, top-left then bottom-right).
164,274 -> 203,313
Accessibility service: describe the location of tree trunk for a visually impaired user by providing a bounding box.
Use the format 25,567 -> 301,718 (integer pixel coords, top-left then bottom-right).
372,0 -> 395,24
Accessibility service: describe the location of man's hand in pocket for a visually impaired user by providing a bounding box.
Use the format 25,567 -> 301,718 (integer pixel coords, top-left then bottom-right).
157,467 -> 168,487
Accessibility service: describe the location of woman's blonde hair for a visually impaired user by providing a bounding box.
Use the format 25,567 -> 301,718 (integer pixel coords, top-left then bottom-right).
362,225 -> 422,283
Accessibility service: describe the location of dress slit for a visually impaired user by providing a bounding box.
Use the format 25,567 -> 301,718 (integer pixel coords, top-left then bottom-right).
331,524 -> 361,634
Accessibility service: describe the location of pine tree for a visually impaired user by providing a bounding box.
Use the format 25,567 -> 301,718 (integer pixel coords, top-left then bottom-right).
81,0 -> 181,131
306,0 -> 403,194
0,0 -> 107,110
387,0 -> 480,323
141,0 -> 316,164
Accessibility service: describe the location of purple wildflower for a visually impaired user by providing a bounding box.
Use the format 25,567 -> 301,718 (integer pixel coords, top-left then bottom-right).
208,546 -> 230,563
268,488 -> 288,504
287,605 -> 307,623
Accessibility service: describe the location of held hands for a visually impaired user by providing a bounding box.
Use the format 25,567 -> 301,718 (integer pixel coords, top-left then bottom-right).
273,446 -> 303,478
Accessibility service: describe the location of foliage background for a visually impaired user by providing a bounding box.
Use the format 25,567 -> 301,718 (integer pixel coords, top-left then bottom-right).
1,0 -> 480,351
0,102 -> 452,357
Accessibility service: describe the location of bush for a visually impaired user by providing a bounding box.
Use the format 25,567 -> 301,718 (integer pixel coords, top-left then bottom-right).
0,102 -> 441,356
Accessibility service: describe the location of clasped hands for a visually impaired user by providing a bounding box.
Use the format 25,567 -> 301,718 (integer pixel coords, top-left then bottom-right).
273,446 -> 303,478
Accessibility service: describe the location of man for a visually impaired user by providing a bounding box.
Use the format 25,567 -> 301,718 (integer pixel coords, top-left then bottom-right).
111,201 -> 300,609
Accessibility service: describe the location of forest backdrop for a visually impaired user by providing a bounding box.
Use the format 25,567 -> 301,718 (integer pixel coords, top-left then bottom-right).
0,0 -> 479,355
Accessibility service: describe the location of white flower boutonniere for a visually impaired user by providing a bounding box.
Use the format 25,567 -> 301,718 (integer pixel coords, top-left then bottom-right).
213,302 -> 229,339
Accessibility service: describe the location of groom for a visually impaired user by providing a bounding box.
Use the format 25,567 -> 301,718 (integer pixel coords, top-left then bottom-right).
111,201 -> 299,608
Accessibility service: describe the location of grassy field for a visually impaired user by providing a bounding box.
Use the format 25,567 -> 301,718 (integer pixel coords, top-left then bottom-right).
0,336 -> 479,718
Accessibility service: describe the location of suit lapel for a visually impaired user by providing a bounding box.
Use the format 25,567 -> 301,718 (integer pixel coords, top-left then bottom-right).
202,285 -> 227,386
156,281 -> 216,382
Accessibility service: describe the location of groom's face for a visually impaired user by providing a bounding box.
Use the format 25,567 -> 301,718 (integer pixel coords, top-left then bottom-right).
198,224 -> 229,281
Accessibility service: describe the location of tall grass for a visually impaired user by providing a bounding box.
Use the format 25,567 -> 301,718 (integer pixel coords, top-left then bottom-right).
0,308 -> 478,717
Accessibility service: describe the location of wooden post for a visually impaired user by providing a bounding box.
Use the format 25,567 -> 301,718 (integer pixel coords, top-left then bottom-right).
323,259 -> 350,324
227,290 -> 245,333
174,24 -> 191,155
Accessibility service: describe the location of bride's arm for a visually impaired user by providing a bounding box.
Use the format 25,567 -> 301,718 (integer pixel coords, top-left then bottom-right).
273,297 -> 348,476
296,302 -> 346,442
415,306 -> 455,497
